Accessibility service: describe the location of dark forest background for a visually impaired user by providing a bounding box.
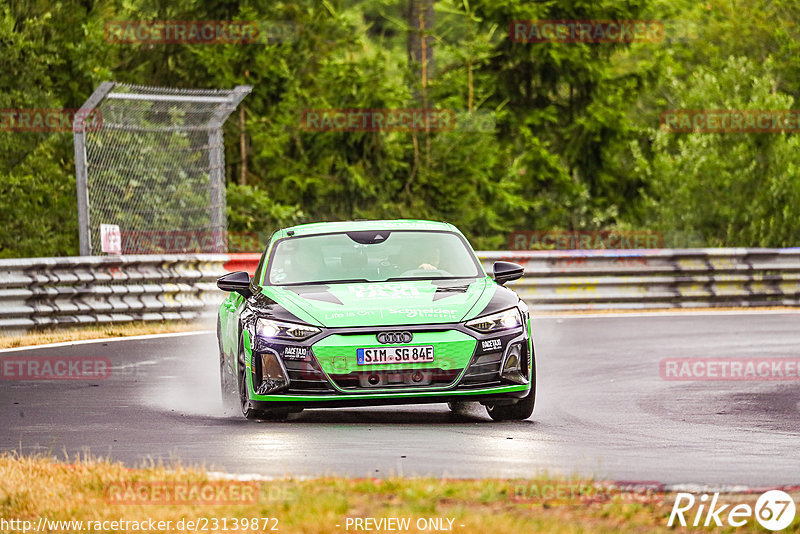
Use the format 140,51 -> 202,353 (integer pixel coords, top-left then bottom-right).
2,0 -> 799,256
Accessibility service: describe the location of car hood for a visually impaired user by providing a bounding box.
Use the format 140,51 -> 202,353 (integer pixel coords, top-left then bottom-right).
258,277 -> 496,327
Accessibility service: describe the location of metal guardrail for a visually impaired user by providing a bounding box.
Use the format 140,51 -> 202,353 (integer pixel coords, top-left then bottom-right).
482,249 -> 800,311
0,255 -> 227,335
2,249 -> 798,334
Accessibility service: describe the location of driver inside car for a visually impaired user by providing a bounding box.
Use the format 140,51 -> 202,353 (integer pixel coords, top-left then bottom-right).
418,247 -> 441,270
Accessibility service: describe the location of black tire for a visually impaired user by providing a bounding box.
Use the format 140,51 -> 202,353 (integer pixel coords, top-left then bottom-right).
447,401 -> 476,417
220,353 -> 239,414
486,385 -> 535,421
236,335 -> 289,421
218,321 -> 239,414
486,359 -> 536,422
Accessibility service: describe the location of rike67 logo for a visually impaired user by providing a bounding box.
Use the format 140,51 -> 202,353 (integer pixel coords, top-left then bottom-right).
668,490 -> 796,531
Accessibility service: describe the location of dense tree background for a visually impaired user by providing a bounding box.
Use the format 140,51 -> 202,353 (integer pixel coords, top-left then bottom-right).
0,0 -> 798,256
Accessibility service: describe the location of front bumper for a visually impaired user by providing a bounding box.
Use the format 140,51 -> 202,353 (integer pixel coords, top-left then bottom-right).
247,388 -> 530,410
243,321 -> 533,405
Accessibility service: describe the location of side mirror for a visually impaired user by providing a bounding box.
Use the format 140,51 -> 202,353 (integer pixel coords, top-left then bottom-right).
493,261 -> 524,286
217,271 -> 253,298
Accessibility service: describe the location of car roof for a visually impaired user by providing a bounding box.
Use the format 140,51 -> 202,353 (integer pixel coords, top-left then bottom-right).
277,219 -> 457,238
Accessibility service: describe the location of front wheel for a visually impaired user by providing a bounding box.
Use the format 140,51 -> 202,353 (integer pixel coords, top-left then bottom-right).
220,351 -> 239,414
218,321 -> 239,415
486,386 -> 535,421
236,336 -> 291,421
486,344 -> 536,421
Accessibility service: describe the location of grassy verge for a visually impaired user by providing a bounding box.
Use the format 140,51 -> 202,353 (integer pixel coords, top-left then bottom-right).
1,455 -> 796,533
0,321 -> 208,350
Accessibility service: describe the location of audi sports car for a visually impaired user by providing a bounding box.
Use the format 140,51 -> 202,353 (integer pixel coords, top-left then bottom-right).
216,220 -> 535,421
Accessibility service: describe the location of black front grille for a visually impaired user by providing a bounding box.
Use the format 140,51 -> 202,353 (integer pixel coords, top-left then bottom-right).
329,368 -> 462,390
460,351 -> 503,386
283,358 -> 335,393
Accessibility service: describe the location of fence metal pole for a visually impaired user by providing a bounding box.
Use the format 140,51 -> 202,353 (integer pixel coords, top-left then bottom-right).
73,82 -> 115,256
208,128 -> 225,246
207,86 -> 252,251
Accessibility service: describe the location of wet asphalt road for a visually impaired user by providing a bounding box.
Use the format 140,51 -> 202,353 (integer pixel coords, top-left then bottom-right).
1,312 -> 798,486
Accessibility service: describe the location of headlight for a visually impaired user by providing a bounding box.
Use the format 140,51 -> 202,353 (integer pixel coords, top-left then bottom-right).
464,308 -> 522,333
517,300 -> 530,330
256,318 -> 320,341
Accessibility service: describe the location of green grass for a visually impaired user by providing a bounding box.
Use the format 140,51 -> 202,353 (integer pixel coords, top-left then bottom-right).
0,320 -> 208,350
1,454 -> 797,533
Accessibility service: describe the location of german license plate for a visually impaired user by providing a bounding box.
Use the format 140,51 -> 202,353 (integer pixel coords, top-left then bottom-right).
356,345 -> 435,365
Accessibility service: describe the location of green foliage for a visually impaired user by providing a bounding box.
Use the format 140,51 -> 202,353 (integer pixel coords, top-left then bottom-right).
634,56 -> 800,247
226,183 -> 303,242
0,0 -> 798,257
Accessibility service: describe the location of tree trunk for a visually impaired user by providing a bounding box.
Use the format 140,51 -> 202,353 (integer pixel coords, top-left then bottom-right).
407,0 -> 435,104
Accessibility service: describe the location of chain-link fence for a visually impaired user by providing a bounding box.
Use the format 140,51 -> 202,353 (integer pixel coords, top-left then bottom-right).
73,82 -> 251,255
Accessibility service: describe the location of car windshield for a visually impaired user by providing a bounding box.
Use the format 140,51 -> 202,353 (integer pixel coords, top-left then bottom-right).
267,230 -> 483,285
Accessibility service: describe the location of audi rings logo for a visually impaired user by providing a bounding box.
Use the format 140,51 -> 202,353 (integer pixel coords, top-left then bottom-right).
376,331 -> 413,344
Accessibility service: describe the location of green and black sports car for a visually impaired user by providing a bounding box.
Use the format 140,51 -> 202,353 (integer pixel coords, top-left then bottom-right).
216,220 -> 535,421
